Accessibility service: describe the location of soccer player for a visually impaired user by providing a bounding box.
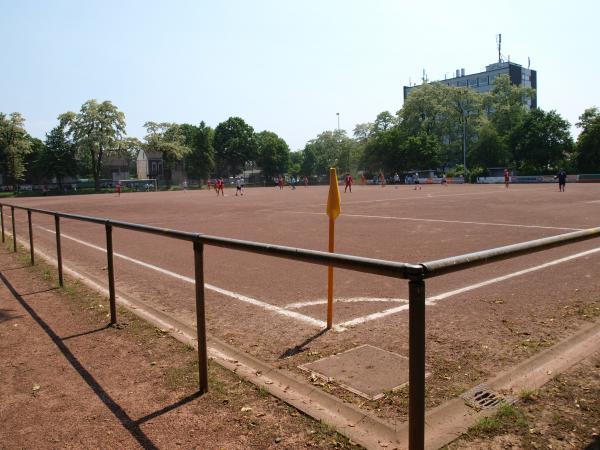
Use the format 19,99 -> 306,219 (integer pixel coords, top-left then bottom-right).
278,176 -> 284,190
216,178 -> 224,197
504,168 -> 510,189
379,171 -> 385,187
207,178 -> 212,191
556,169 -> 567,192
115,182 -> 121,197
304,175 -> 308,187
360,174 -> 366,185
235,177 -> 243,196
413,172 -> 421,190
344,173 -> 353,193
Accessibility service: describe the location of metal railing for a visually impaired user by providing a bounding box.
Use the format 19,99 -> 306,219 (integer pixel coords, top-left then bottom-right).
1,201 -> 599,450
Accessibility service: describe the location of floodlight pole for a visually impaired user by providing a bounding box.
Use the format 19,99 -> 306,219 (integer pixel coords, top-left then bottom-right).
463,110 -> 467,181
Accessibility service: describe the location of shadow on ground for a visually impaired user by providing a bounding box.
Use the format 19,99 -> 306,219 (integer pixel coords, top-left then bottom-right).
0,269 -> 204,450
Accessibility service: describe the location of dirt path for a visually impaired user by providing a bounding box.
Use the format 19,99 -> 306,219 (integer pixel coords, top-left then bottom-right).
0,248 -> 360,450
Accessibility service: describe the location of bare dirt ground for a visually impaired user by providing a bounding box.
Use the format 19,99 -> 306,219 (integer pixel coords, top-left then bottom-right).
446,350 -> 600,449
0,248 -> 361,450
2,183 -> 600,426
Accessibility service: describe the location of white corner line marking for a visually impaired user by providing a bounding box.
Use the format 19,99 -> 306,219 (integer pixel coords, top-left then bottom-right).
285,297 -> 408,309
36,226 -> 326,329
337,246 -> 600,329
291,212 -> 582,232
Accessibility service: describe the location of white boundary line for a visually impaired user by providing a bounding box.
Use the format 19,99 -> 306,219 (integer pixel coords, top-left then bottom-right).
336,246 -> 600,329
32,225 -> 600,333
36,226 -> 327,329
291,211 -> 582,232
285,297 -> 408,309
339,190 -> 505,205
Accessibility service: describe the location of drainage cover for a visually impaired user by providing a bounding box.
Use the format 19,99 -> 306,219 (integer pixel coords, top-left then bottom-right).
299,344 -> 422,400
461,384 -> 514,410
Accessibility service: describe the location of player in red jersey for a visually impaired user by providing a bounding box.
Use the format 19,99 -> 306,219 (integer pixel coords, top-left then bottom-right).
504,168 -> 510,189
344,173 -> 353,193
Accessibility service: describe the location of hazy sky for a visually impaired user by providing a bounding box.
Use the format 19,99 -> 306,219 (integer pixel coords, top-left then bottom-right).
1,0 -> 598,150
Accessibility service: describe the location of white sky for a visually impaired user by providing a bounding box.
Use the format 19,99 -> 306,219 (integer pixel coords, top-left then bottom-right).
1,0 -> 598,150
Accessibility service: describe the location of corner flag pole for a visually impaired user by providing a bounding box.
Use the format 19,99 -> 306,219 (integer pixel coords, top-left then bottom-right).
326,168 -> 341,329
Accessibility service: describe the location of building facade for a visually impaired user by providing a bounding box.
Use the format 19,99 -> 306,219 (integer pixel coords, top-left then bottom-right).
403,61 -> 537,108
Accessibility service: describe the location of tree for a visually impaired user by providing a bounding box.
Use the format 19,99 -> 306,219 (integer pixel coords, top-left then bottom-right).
371,111 -> 397,134
469,118 -> 511,169
23,136 -> 46,185
512,109 -> 572,173
42,125 -> 78,189
181,122 -> 215,182
0,112 -> 32,187
301,130 -> 356,176
143,122 -> 190,187
255,131 -> 290,180
575,107 -> 600,173
213,117 -> 257,176
59,100 -> 126,192
483,75 -> 534,149
289,151 -> 303,178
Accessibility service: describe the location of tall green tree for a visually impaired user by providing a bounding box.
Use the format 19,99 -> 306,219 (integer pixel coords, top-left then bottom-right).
0,112 -> 32,186
59,100 -> 126,192
255,131 -> 290,180
575,107 -> 600,173
181,122 -> 215,182
23,136 -> 46,185
469,118 -> 511,169
213,117 -> 257,176
483,75 -> 534,150
512,109 -> 572,173
42,125 -> 78,189
143,122 -> 190,187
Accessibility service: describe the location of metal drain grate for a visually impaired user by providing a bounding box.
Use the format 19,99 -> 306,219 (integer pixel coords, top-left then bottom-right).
461,385 -> 513,410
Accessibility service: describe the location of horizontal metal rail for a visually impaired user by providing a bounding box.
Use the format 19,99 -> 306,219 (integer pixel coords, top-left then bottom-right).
422,226 -> 600,277
5,204 -> 423,279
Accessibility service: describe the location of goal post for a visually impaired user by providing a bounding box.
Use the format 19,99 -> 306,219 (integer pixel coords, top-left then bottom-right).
118,179 -> 158,192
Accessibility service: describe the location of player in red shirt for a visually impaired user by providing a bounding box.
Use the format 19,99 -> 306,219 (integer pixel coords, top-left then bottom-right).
216,178 -> 224,196
115,182 -> 121,197
504,168 -> 510,189
344,173 -> 353,193
278,176 -> 284,190
379,171 -> 385,188
304,175 -> 308,187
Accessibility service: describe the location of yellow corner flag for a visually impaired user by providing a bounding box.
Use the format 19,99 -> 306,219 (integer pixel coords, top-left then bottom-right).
326,168 -> 341,220
325,167 -> 340,329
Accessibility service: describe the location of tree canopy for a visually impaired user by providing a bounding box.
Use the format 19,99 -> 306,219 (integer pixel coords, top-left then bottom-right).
59,99 -> 126,191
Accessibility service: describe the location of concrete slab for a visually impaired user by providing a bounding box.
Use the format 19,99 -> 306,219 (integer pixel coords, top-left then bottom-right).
300,344 -> 411,400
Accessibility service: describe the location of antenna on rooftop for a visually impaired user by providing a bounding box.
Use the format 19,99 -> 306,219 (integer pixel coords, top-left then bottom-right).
496,34 -> 503,63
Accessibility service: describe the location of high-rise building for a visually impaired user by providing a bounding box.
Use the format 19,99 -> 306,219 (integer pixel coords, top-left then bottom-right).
403,61 -> 537,109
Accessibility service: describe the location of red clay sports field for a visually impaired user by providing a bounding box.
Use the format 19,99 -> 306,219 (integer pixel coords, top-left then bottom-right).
3,182 -> 600,419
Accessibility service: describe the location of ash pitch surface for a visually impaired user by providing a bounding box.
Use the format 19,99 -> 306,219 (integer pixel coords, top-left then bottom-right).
5,183 -> 600,367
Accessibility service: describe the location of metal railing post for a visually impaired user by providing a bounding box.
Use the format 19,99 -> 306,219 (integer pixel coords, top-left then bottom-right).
0,205 -> 4,243
193,239 -> 209,393
27,210 -> 34,265
408,277 -> 426,450
105,222 -> 117,324
11,206 -> 16,252
54,215 -> 63,287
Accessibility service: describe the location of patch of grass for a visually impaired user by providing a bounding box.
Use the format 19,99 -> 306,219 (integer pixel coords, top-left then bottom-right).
519,389 -> 538,404
164,360 -> 199,390
467,403 -> 528,437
